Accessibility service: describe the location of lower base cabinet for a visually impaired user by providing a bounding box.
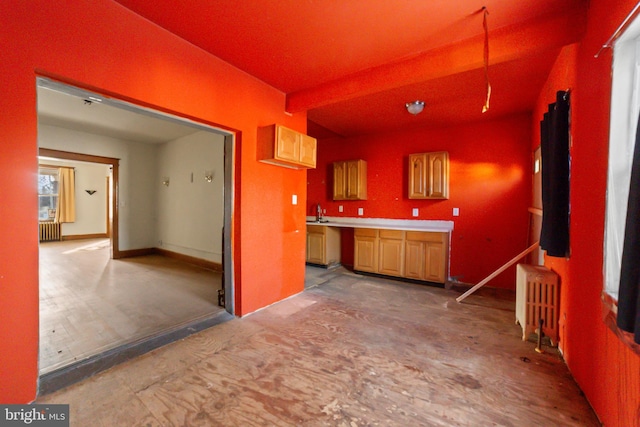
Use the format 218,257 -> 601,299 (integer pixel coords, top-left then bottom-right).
378,230 -> 404,277
354,228 -> 378,272
405,239 -> 426,279
306,225 -> 341,266
404,231 -> 447,283
355,228 -> 448,284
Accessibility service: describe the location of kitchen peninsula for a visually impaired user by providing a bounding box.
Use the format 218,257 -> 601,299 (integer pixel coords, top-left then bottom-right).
306,217 -> 453,285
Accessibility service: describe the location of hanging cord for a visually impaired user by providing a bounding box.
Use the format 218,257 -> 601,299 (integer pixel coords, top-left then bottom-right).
482,6 -> 491,113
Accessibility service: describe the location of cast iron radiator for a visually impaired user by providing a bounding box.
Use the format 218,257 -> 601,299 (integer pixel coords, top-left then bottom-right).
39,222 -> 61,242
515,264 -> 559,346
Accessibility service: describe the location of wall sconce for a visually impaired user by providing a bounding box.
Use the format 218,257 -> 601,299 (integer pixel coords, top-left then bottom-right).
162,177 -> 170,187
405,100 -> 425,115
204,170 -> 214,183
85,190 -> 97,195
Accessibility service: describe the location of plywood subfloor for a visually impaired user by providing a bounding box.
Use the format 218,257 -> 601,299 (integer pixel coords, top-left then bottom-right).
39,238 -> 223,374
38,267 -> 599,426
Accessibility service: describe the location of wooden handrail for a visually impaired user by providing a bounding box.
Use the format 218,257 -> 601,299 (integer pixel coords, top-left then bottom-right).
456,242 -> 540,303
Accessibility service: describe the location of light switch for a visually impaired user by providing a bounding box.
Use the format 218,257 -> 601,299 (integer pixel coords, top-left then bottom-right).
453,207 -> 460,217
339,205 -> 343,213
358,207 -> 364,216
292,194 -> 297,205
412,208 -> 419,217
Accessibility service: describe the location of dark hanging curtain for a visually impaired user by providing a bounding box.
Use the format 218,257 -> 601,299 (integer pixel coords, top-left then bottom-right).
617,111 -> 640,345
540,91 -> 570,258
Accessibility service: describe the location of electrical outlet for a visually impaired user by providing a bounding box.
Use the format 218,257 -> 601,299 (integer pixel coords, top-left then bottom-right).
292,194 -> 297,205
412,208 -> 419,217
453,207 -> 460,216
358,207 -> 364,216
339,205 -> 343,212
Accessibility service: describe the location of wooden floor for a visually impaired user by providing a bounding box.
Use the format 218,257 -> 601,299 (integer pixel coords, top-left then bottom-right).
39,238 -> 223,374
37,266 -> 600,426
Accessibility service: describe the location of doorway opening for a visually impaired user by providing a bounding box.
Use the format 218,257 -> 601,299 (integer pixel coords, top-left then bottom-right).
36,78 -> 235,393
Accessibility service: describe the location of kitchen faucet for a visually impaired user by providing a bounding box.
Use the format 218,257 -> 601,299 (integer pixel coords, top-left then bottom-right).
316,203 -> 322,222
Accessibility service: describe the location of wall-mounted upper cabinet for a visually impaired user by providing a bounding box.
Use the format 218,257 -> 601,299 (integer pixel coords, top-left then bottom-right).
408,151 -> 449,199
333,159 -> 367,200
257,124 -> 317,169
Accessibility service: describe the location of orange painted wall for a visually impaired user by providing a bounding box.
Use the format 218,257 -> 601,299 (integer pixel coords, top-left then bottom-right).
532,4 -> 640,425
0,0 -> 308,403
307,114 -> 532,288
531,43 -> 578,355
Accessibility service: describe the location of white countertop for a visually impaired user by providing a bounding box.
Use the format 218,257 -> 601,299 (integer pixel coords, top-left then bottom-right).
305,216 -> 454,232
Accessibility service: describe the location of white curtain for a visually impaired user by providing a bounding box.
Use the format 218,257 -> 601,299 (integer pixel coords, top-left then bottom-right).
605,36 -> 640,299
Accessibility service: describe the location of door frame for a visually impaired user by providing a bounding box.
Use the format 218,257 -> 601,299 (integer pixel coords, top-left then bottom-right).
36,77 -> 236,313
35,78 -> 238,395
39,148 -> 120,258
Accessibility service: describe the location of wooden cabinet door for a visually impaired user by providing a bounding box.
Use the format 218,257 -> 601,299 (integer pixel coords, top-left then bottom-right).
378,237 -> 404,277
425,242 -> 445,283
258,124 -> 317,169
275,125 -> 300,163
428,152 -> 449,199
299,134 -> 317,168
405,231 -> 448,283
354,235 -> 378,273
346,159 -> 367,200
306,231 -> 325,264
333,161 -> 347,200
334,160 -> 366,200
408,153 -> 428,199
346,160 -> 361,199
409,152 -> 449,199
404,239 -> 425,280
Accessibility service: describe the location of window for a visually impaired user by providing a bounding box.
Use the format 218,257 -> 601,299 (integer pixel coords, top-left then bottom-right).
605,18 -> 640,300
38,167 -> 59,221
604,12 -> 640,349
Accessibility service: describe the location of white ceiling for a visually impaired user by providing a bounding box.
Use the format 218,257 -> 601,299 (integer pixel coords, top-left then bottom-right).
37,84 -> 211,144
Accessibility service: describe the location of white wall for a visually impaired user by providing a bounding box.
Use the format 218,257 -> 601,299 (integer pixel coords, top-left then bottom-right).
38,124 -> 158,250
38,124 -> 225,261
157,131 -> 225,263
39,158 -> 109,236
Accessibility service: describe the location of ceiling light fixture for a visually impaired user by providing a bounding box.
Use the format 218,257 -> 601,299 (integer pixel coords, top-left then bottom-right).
84,96 -> 103,106
405,100 -> 425,115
